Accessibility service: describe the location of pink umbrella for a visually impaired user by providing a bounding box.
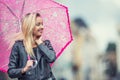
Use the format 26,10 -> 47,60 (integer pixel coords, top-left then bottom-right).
0,0 -> 73,72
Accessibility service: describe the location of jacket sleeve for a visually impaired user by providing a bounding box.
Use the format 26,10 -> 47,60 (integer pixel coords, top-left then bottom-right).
38,40 -> 56,63
7,42 -> 23,78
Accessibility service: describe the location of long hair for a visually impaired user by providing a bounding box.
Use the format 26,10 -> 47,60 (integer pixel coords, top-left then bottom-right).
6,13 -> 41,57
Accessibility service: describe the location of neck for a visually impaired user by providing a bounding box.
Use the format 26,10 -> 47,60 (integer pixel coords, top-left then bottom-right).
32,35 -> 40,46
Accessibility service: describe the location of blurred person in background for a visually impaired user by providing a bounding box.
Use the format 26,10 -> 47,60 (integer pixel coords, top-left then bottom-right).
116,23 -> 120,80
116,23 -> 120,73
104,42 -> 117,80
71,18 -> 99,80
70,18 -> 88,80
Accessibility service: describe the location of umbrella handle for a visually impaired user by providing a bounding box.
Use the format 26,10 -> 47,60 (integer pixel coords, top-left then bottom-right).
32,60 -> 38,69
27,55 -> 38,69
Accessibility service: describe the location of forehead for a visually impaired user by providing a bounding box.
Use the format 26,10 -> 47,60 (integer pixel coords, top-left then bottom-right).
36,16 -> 43,22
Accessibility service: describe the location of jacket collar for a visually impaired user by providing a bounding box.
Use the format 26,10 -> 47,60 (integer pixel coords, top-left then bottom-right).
16,40 -> 41,62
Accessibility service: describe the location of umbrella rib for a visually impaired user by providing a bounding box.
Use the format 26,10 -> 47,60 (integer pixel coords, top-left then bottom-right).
1,64 -> 8,68
20,0 -> 25,18
37,7 -> 64,12
0,2 -> 18,19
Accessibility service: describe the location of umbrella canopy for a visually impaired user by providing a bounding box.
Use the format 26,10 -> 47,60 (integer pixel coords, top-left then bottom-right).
0,0 -> 73,72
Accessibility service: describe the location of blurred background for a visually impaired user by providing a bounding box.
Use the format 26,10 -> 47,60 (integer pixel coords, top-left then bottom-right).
52,0 -> 120,80
1,0 -> 120,80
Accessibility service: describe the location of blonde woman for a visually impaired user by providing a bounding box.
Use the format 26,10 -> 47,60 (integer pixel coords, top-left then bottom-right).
7,13 -> 56,80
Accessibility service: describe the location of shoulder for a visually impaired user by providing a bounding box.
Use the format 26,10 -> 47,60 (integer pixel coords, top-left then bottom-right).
13,40 -> 23,47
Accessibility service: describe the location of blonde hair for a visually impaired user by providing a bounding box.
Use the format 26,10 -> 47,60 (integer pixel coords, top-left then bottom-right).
6,13 -> 41,57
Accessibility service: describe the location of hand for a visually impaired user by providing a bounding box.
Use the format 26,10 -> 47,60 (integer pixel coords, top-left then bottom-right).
35,37 -> 43,45
21,60 -> 33,73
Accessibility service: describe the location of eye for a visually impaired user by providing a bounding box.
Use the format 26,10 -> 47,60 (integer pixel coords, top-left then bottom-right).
36,22 -> 40,26
35,22 -> 43,26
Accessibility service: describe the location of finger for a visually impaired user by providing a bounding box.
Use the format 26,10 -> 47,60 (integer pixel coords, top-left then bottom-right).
30,60 -> 34,62
28,63 -> 33,67
40,36 -> 43,40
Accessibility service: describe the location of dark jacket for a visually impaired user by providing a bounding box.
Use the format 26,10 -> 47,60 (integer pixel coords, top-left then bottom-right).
7,40 -> 56,80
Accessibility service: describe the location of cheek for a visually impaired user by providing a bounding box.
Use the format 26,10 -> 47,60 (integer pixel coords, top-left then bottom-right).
33,27 -> 37,34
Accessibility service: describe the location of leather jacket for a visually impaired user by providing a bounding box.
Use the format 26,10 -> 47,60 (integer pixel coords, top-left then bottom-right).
7,40 -> 56,80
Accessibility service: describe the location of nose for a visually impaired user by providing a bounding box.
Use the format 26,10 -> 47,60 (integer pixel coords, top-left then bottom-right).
40,25 -> 44,29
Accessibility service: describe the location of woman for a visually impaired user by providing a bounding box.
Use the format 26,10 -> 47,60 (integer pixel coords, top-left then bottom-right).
7,13 -> 56,80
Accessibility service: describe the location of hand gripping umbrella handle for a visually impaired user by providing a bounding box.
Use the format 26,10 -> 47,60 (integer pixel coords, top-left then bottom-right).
27,55 -> 38,69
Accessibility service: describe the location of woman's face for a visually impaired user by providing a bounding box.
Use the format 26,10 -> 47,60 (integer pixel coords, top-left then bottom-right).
33,16 -> 44,37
